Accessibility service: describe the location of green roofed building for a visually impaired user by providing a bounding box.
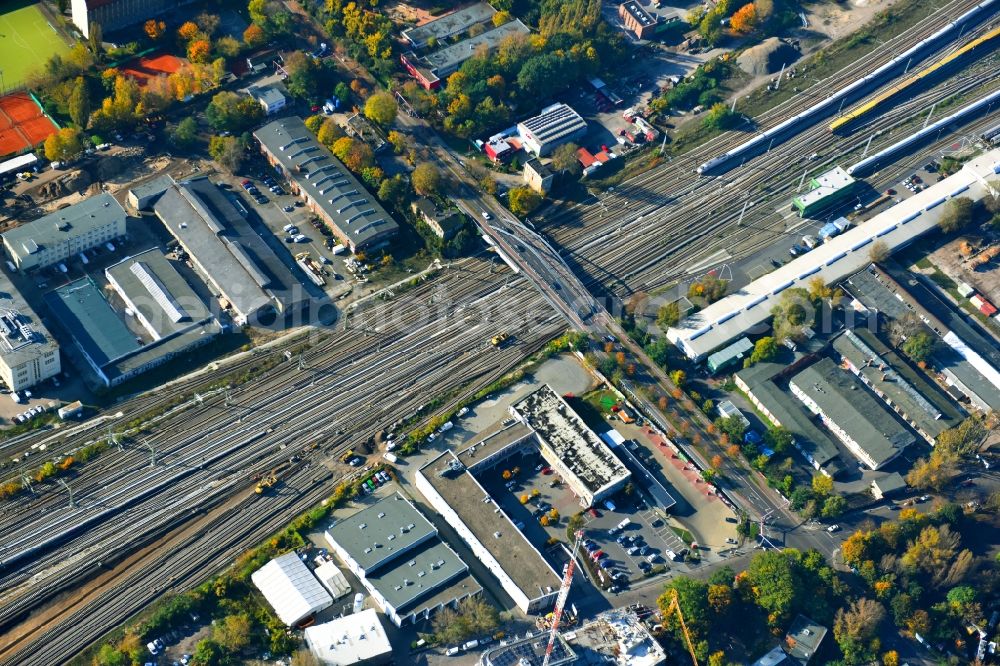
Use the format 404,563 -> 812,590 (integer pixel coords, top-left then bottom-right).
792,166 -> 857,217
707,336 -> 753,374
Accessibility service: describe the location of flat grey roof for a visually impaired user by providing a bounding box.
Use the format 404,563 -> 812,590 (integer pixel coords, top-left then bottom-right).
252,86 -> 285,105
511,385 -> 630,495
45,277 -> 140,367
421,445 -> 562,602
3,192 -> 126,256
254,117 -> 398,250
736,361 -> 843,471
127,174 -> 174,204
518,104 -> 587,146
873,471 -> 907,494
423,20 -> 531,73
791,358 -> 915,467
362,538 -> 477,613
154,178 -> 301,317
326,492 -> 437,573
105,248 -> 215,340
786,615 -> 827,662
0,272 -> 59,369
402,2 -> 496,46
832,329 -> 961,439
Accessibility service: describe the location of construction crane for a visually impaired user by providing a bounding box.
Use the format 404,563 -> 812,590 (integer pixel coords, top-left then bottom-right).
542,529 -> 583,666
661,589 -> 699,666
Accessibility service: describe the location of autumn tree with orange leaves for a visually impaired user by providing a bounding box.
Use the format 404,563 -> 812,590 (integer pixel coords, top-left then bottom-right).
178,21 -> 201,42
187,40 -> 212,64
730,4 -> 758,34
144,19 -> 166,40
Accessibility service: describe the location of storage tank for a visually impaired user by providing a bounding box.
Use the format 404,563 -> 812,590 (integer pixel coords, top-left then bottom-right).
353,592 -> 364,614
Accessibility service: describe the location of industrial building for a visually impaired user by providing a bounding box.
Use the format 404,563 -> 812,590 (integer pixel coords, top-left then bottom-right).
871,472 -> 907,500
254,117 -> 399,252
70,0 -> 197,38
152,177 -> 306,326
842,264 -> 1000,412
618,1 -> 683,40
415,424 -> 563,616
401,2 -> 498,49
510,385 -> 631,507
324,492 -> 482,627
735,360 -> 844,477
251,551 -> 334,626
2,193 -> 127,271
303,608 -> 393,666
831,329 -> 961,443
790,358 -> 914,470
791,166 -> 858,217
0,271 -> 60,391
410,198 -> 464,240
523,158 -> 555,194
400,19 -> 531,91
667,149 -> 1000,361
127,175 -> 176,211
706,336 -> 753,374
517,104 -> 588,157
45,254 -> 221,387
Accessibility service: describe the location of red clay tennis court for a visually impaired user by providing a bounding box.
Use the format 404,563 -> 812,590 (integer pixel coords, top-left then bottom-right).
0,92 -> 58,156
121,53 -> 184,86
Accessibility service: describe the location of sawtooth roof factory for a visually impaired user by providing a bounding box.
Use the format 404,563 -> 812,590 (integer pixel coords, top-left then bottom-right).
510,385 -> 631,507
2,192 -> 127,271
44,249 -> 221,387
789,357 -> 914,470
517,104 -> 588,157
148,176 -> 308,327
416,423 -> 563,616
254,117 -> 399,253
324,492 -> 481,627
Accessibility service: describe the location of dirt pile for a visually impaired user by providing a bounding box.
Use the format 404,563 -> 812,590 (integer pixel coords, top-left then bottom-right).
736,38 -> 801,76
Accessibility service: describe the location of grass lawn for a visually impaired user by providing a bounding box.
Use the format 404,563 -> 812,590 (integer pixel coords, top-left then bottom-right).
0,1 -> 71,90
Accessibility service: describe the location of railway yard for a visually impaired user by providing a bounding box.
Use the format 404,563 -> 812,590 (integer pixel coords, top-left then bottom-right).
540,0 -> 1000,301
0,0 -> 999,663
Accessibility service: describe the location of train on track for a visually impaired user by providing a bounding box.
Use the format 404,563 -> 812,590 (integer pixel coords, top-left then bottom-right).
696,0 -> 999,176
829,24 -> 1000,132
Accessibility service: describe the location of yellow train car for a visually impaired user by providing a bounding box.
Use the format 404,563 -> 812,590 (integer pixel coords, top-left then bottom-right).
829,24 -> 1000,132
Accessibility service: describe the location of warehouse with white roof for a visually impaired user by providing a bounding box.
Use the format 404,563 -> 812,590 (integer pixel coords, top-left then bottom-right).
303,608 -> 392,665
668,149 -> 1000,360
251,551 -> 334,626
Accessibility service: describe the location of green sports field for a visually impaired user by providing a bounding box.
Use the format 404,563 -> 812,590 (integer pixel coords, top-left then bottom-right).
0,1 -> 72,90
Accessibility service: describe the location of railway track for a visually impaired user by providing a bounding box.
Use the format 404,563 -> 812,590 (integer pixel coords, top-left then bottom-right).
0,256 -> 564,663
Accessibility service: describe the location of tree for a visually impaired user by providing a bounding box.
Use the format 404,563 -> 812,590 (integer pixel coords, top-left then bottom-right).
658,578 -> 710,657
195,12 -> 220,37
771,288 -> 812,340
208,135 -> 245,173
94,644 -> 127,666
657,301 -> 682,328
702,103 -> 738,130
89,21 -> 103,56
190,639 -> 225,666
387,130 -> 406,154
377,175 -> 409,211
811,474 -> 833,497
205,91 -> 263,133
821,494 -> 846,518
710,454 -> 723,471
509,186 -> 542,217
937,196 -> 973,233
171,117 -> 199,149
364,91 -> 398,126
187,39 -> 212,64
68,76 -> 91,129
144,19 -> 166,41
551,142 -> 582,174
317,118 -> 345,146
243,23 -> 265,47
834,598 -> 885,665
177,21 -> 201,42
214,36 -> 241,59
747,336 -> 777,366
283,51 -> 322,101
869,239 -> 890,263
906,452 -> 957,491
411,162 -> 442,197
44,127 -> 83,162
213,613 -> 252,652
901,331 -> 934,363
730,3 -> 758,33
670,369 -> 686,387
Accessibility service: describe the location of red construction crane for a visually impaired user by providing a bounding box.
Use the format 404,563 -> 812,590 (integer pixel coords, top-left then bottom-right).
542,529 -> 583,666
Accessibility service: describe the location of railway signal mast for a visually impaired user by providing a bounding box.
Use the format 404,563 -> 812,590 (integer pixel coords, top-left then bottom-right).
542,529 -> 583,666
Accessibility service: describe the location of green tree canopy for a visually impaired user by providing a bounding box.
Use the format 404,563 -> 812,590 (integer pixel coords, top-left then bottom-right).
509,186 -> 542,217
364,91 -> 398,126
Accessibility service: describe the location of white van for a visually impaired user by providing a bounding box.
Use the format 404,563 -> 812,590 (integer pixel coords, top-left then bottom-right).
445,646 -> 460,656
439,421 -> 453,432
282,223 -> 296,232
383,452 -> 397,463
462,639 -> 479,651
616,518 -> 630,530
